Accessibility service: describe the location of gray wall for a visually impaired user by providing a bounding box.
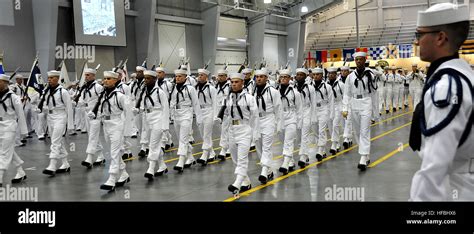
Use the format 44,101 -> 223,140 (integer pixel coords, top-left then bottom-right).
185,24 -> 204,71
156,0 -> 201,19
0,0 -> 35,73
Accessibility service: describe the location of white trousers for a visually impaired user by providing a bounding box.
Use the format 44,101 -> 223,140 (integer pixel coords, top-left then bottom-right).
47,112 -> 68,159
256,116 -> 276,168
174,115 -> 193,156
85,117 -> 103,156
0,130 -> 24,170
351,107 -> 372,155
298,108 -> 312,156
199,108 -> 214,151
103,119 -> 125,174
229,124 -> 252,176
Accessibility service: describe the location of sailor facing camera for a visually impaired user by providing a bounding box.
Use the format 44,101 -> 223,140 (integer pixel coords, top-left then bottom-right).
409,3 -> 474,201
221,73 -> 258,196
39,70 -> 74,176
88,71 -> 130,191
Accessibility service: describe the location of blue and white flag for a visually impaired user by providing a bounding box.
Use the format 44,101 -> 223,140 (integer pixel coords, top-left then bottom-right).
398,44 -> 413,58
369,46 -> 387,60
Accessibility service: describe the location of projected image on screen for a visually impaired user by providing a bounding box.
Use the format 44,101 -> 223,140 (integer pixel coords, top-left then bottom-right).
81,0 -> 116,37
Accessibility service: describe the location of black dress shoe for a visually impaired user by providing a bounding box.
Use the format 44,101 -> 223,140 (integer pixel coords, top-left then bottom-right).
115,177 -> 130,187
357,164 -> 367,171
70,132 -> 77,136
173,166 -> 184,173
183,161 -> 196,168
154,168 -> 168,177
56,167 -> 71,173
329,149 -> 337,155
404,104 -> 408,108
196,159 -> 207,166
170,143 -> 174,148
316,154 -> 323,162
138,150 -> 146,157
165,144 -> 171,150
38,137 -> 45,140
11,175 -> 27,184
268,172 -> 274,180
42,169 -> 55,176
288,166 -> 295,172
100,184 -> 115,191
81,161 -> 92,169
0,183 -> 2,187
343,142 -> 349,149
217,155 -> 226,160
122,153 -> 130,160
189,140 -> 195,144
93,160 -> 106,166
279,167 -> 288,175
371,120 -> 376,124
225,153 -> 231,158
26,135 -> 33,139
207,157 -> 215,162
81,131 -> 87,134
228,184 -> 239,194
399,107 -> 402,110
131,135 -> 137,139
386,110 -> 390,114
393,108 -> 397,112
258,175 -> 268,184
144,173 -> 154,181
21,139 -> 27,143
297,160 -> 307,168
249,146 -> 256,151
240,184 -> 252,192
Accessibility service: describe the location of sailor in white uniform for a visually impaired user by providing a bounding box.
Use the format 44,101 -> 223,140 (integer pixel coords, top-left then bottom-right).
133,70 -> 170,180
195,67 -> 218,165
215,69 -> 231,160
254,69 -> 282,184
276,69 -> 302,174
170,69 -> 202,172
88,71 -> 131,191
40,71 -> 74,176
407,63 -> 425,108
342,52 -> 376,171
328,67 -> 345,155
155,66 -> 175,150
223,72 -> 258,195
0,74 -> 28,186
409,3 -> 474,201
312,68 -> 332,161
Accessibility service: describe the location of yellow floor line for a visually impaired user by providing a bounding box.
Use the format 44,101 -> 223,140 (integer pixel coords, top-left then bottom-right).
368,143 -> 410,168
223,121 -> 412,202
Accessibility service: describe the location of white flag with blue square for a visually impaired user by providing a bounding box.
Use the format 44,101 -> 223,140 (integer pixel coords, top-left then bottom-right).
398,44 -> 413,58
369,46 -> 387,60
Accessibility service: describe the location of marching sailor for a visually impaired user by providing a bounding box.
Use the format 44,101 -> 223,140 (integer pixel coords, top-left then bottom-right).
195,67 -> 218,165
131,65 -> 149,158
295,67 -> 317,168
254,68 -> 282,184
328,67 -> 345,155
224,73 -> 258,195
155,65 -> 175,150
40,70 -> 74,176
312,67 -> 332,161
88,71 -> 131,191
243,67 -> 255,94
79,68 -> 106,168
339,66 -> 353,149
215,69 -> 231,160
0,74 -> 28,186
342,52 -> 375,171
133,70 -> 170,180
170,68 -> 202,172
276,69 -> 302,174
409,3 -> 474,200
115,68 -> 134,161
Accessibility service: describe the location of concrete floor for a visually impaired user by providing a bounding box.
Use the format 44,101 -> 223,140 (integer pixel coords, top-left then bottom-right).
4,107 -> 420,202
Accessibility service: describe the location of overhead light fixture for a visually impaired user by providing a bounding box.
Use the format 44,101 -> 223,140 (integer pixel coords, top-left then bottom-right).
301,6 -> 308,13
217,37 -> 228,41
264,0 -> 271,4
